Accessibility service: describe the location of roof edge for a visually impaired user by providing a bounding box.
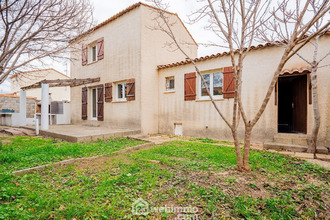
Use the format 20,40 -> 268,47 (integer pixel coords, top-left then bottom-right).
69,2 -> 197,46
10,68 -> 70,79
0,94 -> 37,100
157,42 -> 276,70
157,32 -> 330,70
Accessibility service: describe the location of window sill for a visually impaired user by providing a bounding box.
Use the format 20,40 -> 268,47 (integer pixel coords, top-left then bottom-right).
196,98 -> 224,102
87,60 -> 98,65
112,100 -> 127,103
164,90 -> 175,94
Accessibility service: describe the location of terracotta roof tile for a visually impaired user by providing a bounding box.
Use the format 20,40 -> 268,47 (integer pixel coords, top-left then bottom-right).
158,32 -> 330,70
280,66 -> 311,76
157,42 -> 280,69
0,94 -> 37,99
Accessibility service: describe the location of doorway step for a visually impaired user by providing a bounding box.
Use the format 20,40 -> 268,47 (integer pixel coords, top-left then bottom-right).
264,133 -> 329,155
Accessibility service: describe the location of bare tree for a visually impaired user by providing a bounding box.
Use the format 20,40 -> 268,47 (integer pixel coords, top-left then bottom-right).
258,0 -> 330,159
0,0 -> 94,84
303,33 -> 330,157
149,0 -> 329,171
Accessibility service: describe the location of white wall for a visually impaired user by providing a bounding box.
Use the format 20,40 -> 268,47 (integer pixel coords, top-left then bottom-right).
158,36 -> 330,146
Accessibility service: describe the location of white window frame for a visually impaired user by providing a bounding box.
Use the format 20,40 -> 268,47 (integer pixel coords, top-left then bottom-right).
91,87 -> 98,120
115,81 -> 127,101
198,71 -> 223,100
88,42 -> 97,63
91,45 -> 97,62
166,76 -> 175,91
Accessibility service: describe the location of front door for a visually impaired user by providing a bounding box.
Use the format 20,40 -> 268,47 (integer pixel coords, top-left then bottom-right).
278,75 -> 307,134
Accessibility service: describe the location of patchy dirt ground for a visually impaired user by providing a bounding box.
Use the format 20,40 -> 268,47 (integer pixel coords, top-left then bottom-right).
3,139 -> 330,219
40,145 -> 329,219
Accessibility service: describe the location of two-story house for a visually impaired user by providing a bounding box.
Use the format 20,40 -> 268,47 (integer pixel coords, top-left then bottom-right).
69,2 -> 197,134
70,2 -> 330,151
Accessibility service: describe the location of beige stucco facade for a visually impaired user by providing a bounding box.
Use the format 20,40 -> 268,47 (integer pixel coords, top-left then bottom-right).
10,68 -> 70,101
69,2 -> 329,147
69,3 -> 197,132
158,36 -> 330,146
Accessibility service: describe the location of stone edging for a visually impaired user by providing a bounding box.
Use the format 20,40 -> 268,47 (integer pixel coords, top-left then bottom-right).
12,142 -> 154,175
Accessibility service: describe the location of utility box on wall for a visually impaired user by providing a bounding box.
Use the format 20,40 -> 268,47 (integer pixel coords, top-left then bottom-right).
174,123 -> 183,136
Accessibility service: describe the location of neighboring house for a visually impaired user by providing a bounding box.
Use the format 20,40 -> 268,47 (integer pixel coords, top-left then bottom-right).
10,68 -> 70,101
69,2 -> 197,133
70,2 -> 330,148
0,94 -> 37,126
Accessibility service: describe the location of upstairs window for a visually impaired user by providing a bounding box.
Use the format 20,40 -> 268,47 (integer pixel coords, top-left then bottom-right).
82,37 -> 104,66
200,72 -> 223,98
91,45 -> 97,62
166,76 -> 175,91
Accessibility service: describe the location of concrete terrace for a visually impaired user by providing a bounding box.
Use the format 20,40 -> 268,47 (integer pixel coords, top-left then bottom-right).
24,125 -> 140,142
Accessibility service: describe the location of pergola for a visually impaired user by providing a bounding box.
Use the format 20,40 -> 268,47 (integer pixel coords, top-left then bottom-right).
21,77 -> 100,90
19,77 -> 100,131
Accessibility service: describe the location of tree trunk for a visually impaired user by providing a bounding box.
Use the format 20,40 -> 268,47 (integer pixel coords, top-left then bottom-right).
242,126 -> 252,172
232,129 -> 244,171
307,66 -> 320,159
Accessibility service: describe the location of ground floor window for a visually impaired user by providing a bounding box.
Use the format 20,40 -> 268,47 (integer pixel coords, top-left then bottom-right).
117,82 -> 127,101
200,72 -> 223,99
91,87 -> 97,120
166,76 -> 175,91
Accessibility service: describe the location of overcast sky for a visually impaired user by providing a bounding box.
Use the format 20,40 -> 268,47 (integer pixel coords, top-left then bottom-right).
0,0 -> 219,94
91,0 -> 219,56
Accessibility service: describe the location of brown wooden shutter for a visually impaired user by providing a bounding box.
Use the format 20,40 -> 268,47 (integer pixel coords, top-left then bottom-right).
82,87 -> 87,120
126,78 -> 135,101
97,84 -> 104,121
184,72 -> 196,101
97,37 -> 104,60
82,44 -> 87,66
105,82 -> 112,102
223,66 -> 235,98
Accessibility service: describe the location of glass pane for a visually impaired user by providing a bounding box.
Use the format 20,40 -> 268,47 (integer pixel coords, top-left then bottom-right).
124,83 -> 127,98
118,84 -> 123,98
169,79 -> 175,89
92,89 -> 96,118
201,74 -> 210,96
92,46 -> 96,61
213,72 -> 223,96
166,78 -> 174,90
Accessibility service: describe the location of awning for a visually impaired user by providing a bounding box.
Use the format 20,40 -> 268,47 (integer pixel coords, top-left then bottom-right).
280,66 -> 311,77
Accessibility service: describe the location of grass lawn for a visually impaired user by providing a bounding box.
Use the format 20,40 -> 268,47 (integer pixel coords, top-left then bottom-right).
0,138 -> 329,219
0,136 -> 144,172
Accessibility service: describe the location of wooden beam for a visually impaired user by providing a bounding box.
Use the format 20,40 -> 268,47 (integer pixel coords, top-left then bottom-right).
21,77 -> 100,90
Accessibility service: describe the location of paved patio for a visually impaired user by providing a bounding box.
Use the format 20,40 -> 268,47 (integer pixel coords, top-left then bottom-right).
24,125 -> 141,142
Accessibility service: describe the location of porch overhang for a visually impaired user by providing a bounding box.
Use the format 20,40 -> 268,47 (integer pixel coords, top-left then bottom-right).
280,67 -> 311,77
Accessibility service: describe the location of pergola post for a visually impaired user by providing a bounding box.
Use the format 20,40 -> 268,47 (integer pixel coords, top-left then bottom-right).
41,83 -> 49,130
19,89 -> 27,126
